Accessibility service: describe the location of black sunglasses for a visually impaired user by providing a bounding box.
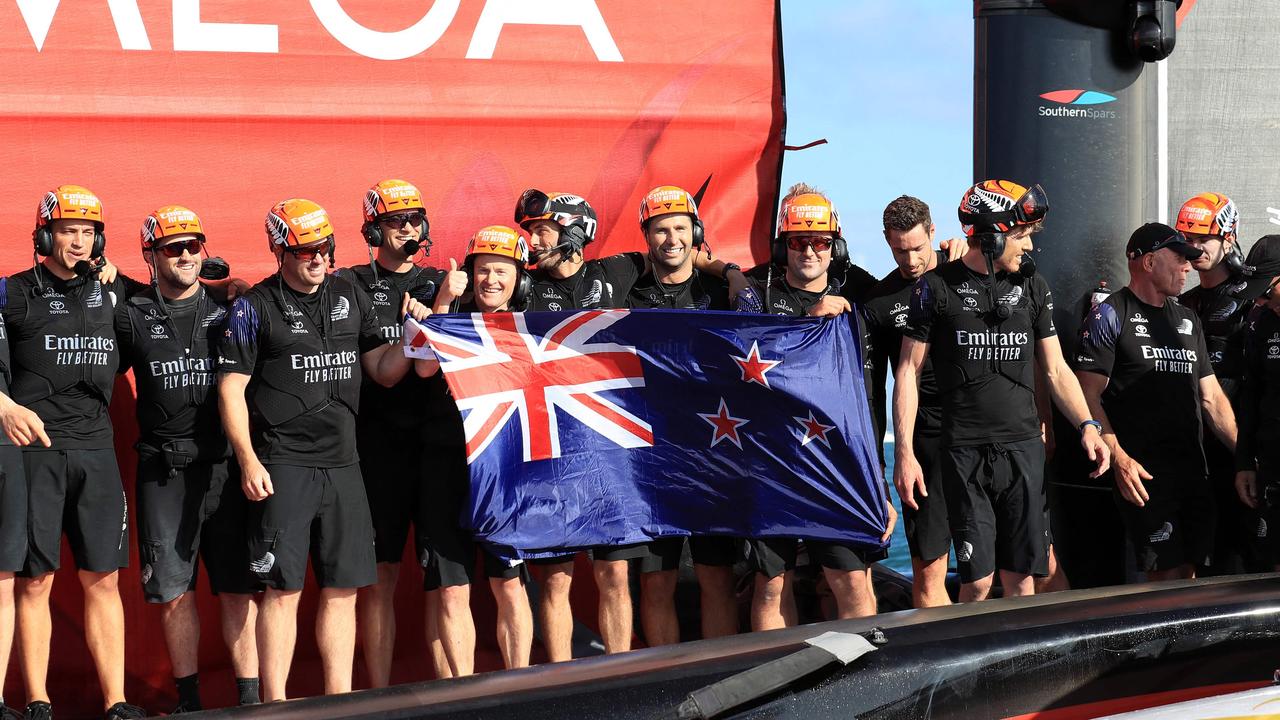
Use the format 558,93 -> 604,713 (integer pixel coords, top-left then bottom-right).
155,238 -> 204,258
379,212 -> 425,230
284,239 -> 333,261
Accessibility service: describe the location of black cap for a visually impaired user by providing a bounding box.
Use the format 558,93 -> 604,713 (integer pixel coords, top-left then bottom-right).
1246,234 -> 1280,278
1125,222 -> 1203,260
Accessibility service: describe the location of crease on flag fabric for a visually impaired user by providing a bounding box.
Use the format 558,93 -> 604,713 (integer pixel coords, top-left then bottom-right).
402,309 -> 887,558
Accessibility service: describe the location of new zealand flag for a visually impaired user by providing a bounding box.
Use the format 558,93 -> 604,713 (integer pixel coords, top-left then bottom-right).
406,309 -> 887,557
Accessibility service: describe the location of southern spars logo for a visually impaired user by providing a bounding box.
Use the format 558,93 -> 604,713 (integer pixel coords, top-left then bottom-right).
1038,89 -> 1118,120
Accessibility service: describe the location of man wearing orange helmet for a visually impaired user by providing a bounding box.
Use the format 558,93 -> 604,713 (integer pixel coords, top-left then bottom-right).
735,183 -> 896,629
514,187 -> 748,657
1174,192 -> 1272,573
623,185 -> 739,644
425,226 -> 536,671
336,179 -> 453,686
117,206 -> 262,711
0,185 -> 145,719
895,180 -> 1108,602
217,198 -> 428,700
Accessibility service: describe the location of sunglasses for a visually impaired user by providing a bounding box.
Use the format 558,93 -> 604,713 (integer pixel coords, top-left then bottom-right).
155,238 -> 204,258
284,239 -> 333,261
786,236 -> 833,252
379,212 -> 425,230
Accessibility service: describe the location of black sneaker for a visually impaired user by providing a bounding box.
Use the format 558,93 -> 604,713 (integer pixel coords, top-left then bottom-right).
104,703 -> 145,720
24,702 -> 52,720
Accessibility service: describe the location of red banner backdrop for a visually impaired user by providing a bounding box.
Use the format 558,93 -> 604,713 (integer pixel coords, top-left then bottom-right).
0,1 -> 783,714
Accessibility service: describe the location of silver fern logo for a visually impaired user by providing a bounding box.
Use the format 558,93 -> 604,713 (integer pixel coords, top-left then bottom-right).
39,191 -> 58,221
330,296 -> 350,321
266,213 -> 292,246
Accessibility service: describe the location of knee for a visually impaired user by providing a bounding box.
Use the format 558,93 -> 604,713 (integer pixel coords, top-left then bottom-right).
754,574 -> 786,605
640,571 -> 676,600
18,573 -> 53,600
79,570 -> 120,596
264,588 -> 302,610
544,569 -> 573,597
594,561 -> 629,593
491,578 -> 527,607
438,585 -> 471,614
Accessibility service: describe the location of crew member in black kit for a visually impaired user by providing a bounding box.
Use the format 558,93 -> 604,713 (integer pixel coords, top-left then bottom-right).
0,185 -> 145,720
119,205 -> 262,711
895,180 -> 1108,603
1075,222 -> 1237,581
337,179 -> 450,686
217,198 -> 428,701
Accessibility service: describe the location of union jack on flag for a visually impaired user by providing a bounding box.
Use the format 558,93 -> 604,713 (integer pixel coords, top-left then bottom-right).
403,309 -> 887,557
413,310 -> 652,464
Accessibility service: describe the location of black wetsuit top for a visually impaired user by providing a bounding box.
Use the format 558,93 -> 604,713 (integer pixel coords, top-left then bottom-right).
218,274 -> 383,467
1236,305 -> 1280,473
527,253 -> 646,311
905,260 -> 1056,447
118,289 -> 228,453
1075,287 -> 1213,479
1,269 -> 129,449
337,262 -> 454,434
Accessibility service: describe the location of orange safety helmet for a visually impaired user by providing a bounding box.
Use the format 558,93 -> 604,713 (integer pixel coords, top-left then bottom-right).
957,180 -> 1049,236
265,198 -> 334,250
465,225 -> 529,265
777,193 -> 842,236
638,185 -> 705,247
1175,192 -> 1238,244
141,205 -> 205,251
34,184 -> 105,257
362,179 -> 427,224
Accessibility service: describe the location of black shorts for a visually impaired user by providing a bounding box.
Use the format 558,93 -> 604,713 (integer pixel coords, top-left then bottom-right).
1115,472 -> 1215,573
358,424 -> 428,565
589,543 -> 650,563
136,454 -> 262,603
0,446 -> 27,572
249,463 -> 376,591
903,431 -> 951,562
943,437 -> 1049,583
636,536 -> 742,574
419,443 -> 522,590
749,538 -> 884,578
22,448 -> 128,576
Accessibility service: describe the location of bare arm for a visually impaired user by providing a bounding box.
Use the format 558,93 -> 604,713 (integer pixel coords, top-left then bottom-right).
1075,369 -> 1150,505
1200,374 -> 1237,453
1038,336 -> 1109,477
218,372 -> 272,501
691,250 -> 748,299
892,336 -> 929,510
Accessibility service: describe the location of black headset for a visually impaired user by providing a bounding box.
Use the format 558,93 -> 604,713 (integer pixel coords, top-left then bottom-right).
362,213 -> 431,256
35,221 -> 106,259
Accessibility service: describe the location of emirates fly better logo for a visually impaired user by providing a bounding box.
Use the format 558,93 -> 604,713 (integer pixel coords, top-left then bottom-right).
1038,89 -> 1118,120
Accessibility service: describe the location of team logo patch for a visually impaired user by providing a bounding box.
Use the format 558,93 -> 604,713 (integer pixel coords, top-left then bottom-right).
956,540 -> 974,562
86,283 -> 103,308
330,296 -> 350,321
582,280 -> 604,307
1148,521 -> 1173,543
140,564 -> 153,585
1177,318 -> 1193,335
250,551 -> 276,574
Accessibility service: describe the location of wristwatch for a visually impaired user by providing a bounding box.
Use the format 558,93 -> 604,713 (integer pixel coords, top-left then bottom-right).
723,262 -> 742,275
1078,419 -> 1103,434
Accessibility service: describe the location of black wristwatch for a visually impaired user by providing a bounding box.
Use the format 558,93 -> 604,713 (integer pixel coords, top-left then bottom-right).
723,262 -> 742,275
1079,419 -> 1103,434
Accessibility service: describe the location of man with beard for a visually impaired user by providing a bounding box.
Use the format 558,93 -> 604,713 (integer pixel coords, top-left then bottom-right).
1173,193 -> 1272,573
896,180 -> 1108,602
516,188 -> 747,656
735,184 -> 895,629
119,206 -> 261,710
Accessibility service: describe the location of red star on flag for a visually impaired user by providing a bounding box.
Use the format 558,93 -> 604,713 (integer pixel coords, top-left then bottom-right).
698,398 -> 749,449
730,341 -> 781,388
793,410 -> 836,448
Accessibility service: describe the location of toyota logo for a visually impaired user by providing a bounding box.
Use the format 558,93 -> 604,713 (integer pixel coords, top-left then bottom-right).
49,300 -> 65,311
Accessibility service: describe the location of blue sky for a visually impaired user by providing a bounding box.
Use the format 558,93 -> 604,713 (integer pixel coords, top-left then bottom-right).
779,1 -> 972,279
